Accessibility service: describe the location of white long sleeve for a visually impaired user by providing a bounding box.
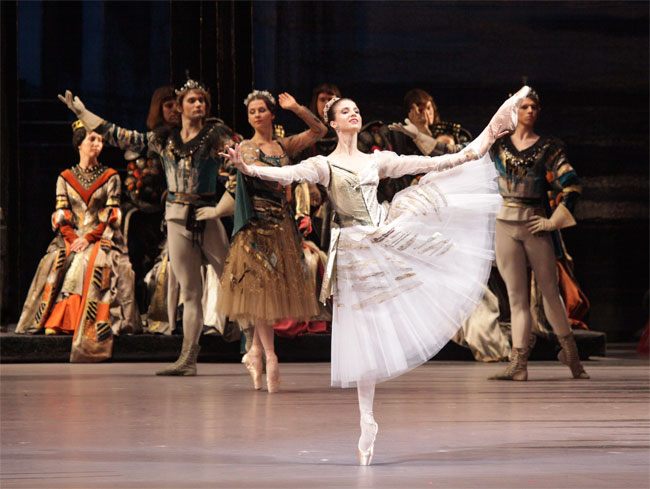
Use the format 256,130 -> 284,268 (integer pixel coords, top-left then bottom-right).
376,147 -> 480,179
377,85 -> 531,180
242,155 -> 331,187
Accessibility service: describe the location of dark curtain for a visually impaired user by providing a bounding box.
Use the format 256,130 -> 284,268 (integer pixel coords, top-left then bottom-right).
4,1 -> 253,323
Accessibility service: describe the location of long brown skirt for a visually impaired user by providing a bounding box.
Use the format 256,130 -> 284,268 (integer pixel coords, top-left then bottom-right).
218,207 -> 319,323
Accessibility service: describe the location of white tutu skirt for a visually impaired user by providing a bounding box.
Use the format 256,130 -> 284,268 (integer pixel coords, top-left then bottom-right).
330,155 -> 502,388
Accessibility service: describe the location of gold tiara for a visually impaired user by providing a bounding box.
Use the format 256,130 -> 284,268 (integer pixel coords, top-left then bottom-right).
175,70 -> 208,97
243,89 -> 276,107
71,120 -> 85,131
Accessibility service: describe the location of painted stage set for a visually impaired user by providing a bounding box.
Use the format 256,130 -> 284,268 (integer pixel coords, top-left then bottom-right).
1,346 -> 648,489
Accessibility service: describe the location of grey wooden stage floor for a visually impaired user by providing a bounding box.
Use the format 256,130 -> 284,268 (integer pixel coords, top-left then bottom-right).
2,349 -> 648,489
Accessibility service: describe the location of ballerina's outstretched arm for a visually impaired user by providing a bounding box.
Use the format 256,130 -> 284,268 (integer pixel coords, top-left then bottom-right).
378,86 -> 530,179
219,145 -> 331,187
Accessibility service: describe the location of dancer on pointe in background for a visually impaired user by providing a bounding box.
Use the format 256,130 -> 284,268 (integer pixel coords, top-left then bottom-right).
488,89 -> 589,381
58,76 -> 239,376
220,86 -> 531,465
203,90 -> 327,393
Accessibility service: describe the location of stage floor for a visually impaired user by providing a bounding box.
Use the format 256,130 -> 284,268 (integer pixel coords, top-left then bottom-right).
2,350 -> 648,488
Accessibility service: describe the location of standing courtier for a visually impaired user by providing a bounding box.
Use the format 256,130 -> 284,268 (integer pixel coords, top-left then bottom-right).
488,89 -> 589,381
59,77 -> 238,376
221,87 -> 530,465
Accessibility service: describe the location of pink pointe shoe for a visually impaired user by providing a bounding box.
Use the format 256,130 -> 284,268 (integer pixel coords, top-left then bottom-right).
242,352 -> 263,390
265,355 -> 280,393
357,413 -> 378,466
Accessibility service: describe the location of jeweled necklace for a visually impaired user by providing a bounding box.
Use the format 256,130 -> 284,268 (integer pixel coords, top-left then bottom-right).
170,124 -> 217,159
72,163 -> 106,186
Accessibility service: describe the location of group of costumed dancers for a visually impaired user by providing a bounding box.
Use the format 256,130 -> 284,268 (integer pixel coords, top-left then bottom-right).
16,76 -> 589,465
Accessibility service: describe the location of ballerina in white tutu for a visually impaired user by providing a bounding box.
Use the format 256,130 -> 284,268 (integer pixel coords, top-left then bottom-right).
220,86 -> 530,465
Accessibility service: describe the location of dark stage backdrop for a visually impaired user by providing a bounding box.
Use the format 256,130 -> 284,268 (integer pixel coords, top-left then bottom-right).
2,1 -> 648,342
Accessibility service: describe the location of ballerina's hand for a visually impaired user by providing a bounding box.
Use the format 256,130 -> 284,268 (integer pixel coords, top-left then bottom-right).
474,124 -> 511,156
278,92 -> 299,112
494,127 -> 511,139
219,144 -> 250,174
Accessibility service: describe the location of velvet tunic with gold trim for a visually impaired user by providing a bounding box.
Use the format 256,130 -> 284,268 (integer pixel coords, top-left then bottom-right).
96,119 -> 238,221
16,166 -> 140,362
490,135 -> 581,221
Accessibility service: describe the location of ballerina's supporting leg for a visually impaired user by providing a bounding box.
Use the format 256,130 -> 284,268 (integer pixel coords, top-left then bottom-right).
255,319 -> 280,392
242,325 -> 264,390
357,379 -> 378,465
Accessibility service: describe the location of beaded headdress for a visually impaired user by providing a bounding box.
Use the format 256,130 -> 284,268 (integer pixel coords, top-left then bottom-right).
175,70 -> 208,97
71,119 -> 85,131
243,90 -> 276,107
322,97 -> 341,124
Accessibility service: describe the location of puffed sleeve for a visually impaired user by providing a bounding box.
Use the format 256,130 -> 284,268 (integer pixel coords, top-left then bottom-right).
51,176 -> 79,244
89,174 -> 122,243
294,182 -> 311,219
545,138 -> 581,213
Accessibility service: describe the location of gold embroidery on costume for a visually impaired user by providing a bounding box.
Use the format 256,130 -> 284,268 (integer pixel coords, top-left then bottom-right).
96,322 -> 112,342
53,249 -> 67,271
351,280 -> 424,310
16,168 -> 138,362
56,196 -> 69,209
86,300 -> 98,324
218,140 -> 319,322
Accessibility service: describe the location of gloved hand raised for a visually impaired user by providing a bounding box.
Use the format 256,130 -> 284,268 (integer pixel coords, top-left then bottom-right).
57,90 -> 103,132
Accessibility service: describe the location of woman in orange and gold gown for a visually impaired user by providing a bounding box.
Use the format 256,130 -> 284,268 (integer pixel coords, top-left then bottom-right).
16,121 -> 140,361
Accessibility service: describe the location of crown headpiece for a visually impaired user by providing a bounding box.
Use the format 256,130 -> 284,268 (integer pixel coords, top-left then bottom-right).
71,119 -> 85,131
512,76 -> 539,105
322,97 -> 341,124
526,87 -> 540,104
175,70 -> 208,97
509,87 -> 539,104
243,90 -> 276,107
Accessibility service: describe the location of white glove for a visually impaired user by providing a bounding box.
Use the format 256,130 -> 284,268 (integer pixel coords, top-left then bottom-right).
526,203 -> 576,234
466,86 -> 530,157
57,90 -> 103,131
389,118 -> 441,155
388,118 -> 419,139
195,206 -> 220,221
